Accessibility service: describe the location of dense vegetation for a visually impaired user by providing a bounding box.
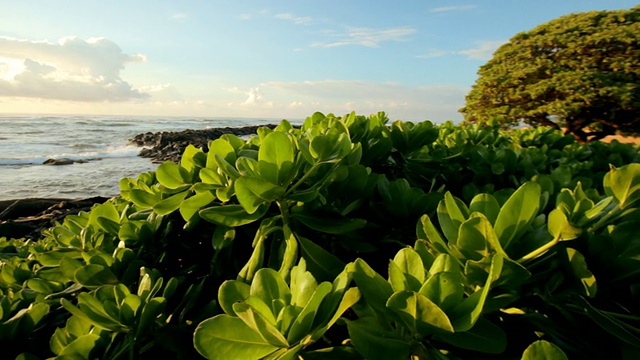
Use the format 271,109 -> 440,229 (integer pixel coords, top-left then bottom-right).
460,6 -> 640,142
1,112 -> 640,359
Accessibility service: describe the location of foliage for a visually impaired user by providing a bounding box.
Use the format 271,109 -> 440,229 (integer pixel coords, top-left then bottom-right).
0,112 -> 639,359
460,6 -> 640,142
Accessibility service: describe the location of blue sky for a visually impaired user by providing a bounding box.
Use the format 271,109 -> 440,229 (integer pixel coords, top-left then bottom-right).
0,1 -> 637,122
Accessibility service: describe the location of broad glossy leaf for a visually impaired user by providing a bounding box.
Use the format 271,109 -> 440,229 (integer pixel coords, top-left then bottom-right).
236,176 -> 285,214
435,317 -> 506,354
392,248 -> 425,286
218,280 -> 251,316
387,290 -> 454,336
258,131 -> 295,185
130,189 -> 160,208
294,213 -> 366,235
388,261 -> 409,293
58,334 -> 103,358
419,272 -> 464,313
417,215 -> 449,255
74,264 -> 119,288
208,138 -> 237,167
296,235 -> 346,283
156,162 -> 192,189
566,248 -> 597,297
287,282 -> 332,343
251,268 -> 291,317
312,287 -> 361,341
136,297 -> 166,337
437,192 -> 469,243
494,182 -> 541,251
604,163 -> 640,208
290,259 -> 317,308
88,202 -> 120,225
233,302 -> 289,347
469,193 -> 500,225
179,190 -> 215,221
199,167 -> 226,185
181,144 -> 206,172
450,254 -> 503,331
352,259 -> 393,314
200,204 -> 268,227
345,318 -> 411,360
548,208 -> 582,241
521,340 -> 568,360
153,190 -> 188,215
194,314 -> 279,360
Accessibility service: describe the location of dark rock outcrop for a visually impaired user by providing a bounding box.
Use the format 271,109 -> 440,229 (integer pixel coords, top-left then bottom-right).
130,125 -> 279,163
0,197 -> 109,240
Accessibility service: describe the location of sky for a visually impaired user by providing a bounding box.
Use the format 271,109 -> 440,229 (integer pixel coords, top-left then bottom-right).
0,1 -> 637,123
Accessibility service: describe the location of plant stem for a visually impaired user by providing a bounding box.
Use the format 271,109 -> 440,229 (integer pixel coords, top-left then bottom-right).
517,236 -> 560,263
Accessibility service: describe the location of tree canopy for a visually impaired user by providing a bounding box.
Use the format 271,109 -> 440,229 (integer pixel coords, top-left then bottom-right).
460,6 -> 640,142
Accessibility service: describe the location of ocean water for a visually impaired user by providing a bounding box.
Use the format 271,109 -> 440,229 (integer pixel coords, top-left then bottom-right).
0,115 -> 278,200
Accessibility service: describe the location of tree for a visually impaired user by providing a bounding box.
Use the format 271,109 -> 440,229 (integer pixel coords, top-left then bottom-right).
460,6 -> 640,142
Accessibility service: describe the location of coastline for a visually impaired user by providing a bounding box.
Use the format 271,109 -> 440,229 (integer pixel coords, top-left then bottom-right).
0,124 -> 279,240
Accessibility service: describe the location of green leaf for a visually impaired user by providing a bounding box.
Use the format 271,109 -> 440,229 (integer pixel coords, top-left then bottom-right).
294,213 -> 366,235
200,204 -> 268,227
435,317 -> 507,354
208,138 -> 237,167
74,264 -> 119,288
136,297 -> 166,337
312,287 -> 361,341
494,182 -> 541,251
437,192 -> 469,243
58,334 -> 103,358
352,259 -> 393,314
181,144 -> 206,172
233,302 -> 289,348
576,296 -> 640,347
386,291 -> 454,336
289,258 -> 318,308
345,318 -> 411,360
287,282 -> 332,344
548,208 -> 582,240
156,161 -> 192,189
194,315 -> 279,360
298,236 -> 346,282
130,189 -> 160,208
604,164 -> 640,208
180,190 -> 216,221
419,272 -> 464,313
153,190 -> 188,215
236,176 -> 285,214
450,254 -> 503,331
566,248 -> 597,297
258,131 -> 295,186
251,268 -> 291,318
218,280 -> 251,316
392,248 -> 425,285
521,340 -> 568,360
417,215 -> 449,255
469,193 -> 500,225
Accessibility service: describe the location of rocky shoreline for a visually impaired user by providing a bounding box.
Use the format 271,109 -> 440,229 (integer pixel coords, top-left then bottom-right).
1,124 -> 281,240
130,124 -> 278,163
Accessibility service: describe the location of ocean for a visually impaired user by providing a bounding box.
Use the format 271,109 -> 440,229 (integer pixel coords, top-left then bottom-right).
0,115 -> 279,200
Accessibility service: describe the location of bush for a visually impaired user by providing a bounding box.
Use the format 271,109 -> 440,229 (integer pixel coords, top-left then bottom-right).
1,112 -> 639,359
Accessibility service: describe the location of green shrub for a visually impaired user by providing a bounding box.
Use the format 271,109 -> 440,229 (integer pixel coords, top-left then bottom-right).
1,112 -> 639,359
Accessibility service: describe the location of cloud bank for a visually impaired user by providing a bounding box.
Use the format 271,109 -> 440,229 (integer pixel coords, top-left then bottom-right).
0,36 -> 148,101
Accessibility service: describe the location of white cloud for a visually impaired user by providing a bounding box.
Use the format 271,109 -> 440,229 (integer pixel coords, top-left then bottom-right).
415,49 -> 450,59
274,13 -> 313,25
0,36 -> 148,101
429,5 -> 477,13
311,27 -> 416,48
170,13 -> 188,21
456,40 -> 505,60
237,13 -> 252,20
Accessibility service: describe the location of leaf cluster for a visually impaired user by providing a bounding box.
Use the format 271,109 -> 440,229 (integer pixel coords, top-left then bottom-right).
0,112 -> 639,359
